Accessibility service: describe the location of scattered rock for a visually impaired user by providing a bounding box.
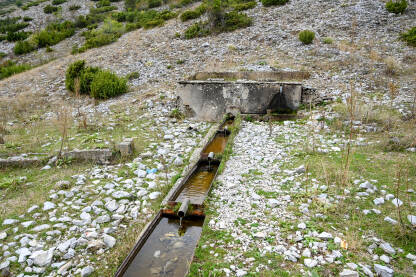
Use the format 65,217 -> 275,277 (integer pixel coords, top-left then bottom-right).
374,264 -> 393,277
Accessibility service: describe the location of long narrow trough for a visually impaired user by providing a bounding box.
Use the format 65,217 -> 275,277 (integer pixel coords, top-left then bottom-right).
114,117 -> 234,277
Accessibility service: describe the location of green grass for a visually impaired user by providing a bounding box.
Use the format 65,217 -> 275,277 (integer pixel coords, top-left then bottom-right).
0,60 -> 31,80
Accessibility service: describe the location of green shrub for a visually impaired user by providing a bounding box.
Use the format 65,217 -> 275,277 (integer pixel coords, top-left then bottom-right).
184,22 -> 210,39
0,36 -> 5,41
180,4 -> 206,21
65,60 -> 86,92
0,52 -> 6,58
233,1 -> 256,11
126,71 -> 140,80
148,0 -> 162,8
23,16 -> 33,22
125,0 -> 137,10
79,19 -> 124,52
400,27 -> 416,47
323,37 -> 333,44
386,0 -> 407,14
90,5 -> 117,14
90,70 -> 128,99
44,5 -> 58,13
96,0 -> 111,8
13,40 -> 35,55
52,0 -> 66,5
223,11 -> 252,31
298,30 -> 314,45
0,18 -> 29,33
79,66 -> 101,94
0,60 -> 31,80
261,0 -> 288,7
34,21 -> 75,47
6,31 -> 30,41
69,5 -> 81,10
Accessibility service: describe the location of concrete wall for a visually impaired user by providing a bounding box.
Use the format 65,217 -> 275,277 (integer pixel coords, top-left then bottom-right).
178,81 -> 304,121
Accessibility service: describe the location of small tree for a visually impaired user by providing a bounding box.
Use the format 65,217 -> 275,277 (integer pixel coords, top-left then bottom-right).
54,104 -> 73,157
206,0 -> 225,32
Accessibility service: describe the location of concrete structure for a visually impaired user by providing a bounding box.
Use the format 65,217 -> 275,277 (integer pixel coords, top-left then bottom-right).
117,138 -> 135,157
178,80 -> 316,121
0,156 -> 42,168
62,149 -> 114,164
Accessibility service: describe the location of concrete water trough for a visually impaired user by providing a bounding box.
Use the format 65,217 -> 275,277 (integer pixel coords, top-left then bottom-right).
177,71 -> 318,121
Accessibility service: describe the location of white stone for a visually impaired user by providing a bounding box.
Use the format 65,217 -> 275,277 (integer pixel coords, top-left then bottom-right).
380,242 -> 395,255
103,234 -> 116,248
304,258 -> 318,268
105,200 -> 119,212
297,222 -> 306,229
407,215 -> 416,225
236,269 -> 247,277
112,191 -> 131,199
0,232 -> 7,240
43,201 -> 56,211
318,232 -> 333,240
406,253 -> 416,260
380,254 -> 390,263
374,264 -> 393,277
57,240 -> 71,253
0,260 -> 10,270
302,248 -> 311,257
174,157 -> 183,166
373,197 -> 384,205
384,217 -> 398,225
3,219 -> 19,225
81,266 -> 94,277
130,206 -> 140,219
30,248 -> 54,267
27,205 -> 39,213
339,269 -> 359,277
391,198 -> 403,207
96,214 -> 111,224
32,224 -> 50,232
149,191 -> 161,200
267,199 -> 279,208
21,221 -> 34,228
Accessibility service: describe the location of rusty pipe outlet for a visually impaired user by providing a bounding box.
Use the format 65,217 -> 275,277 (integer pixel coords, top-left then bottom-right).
178,199 -> 190,218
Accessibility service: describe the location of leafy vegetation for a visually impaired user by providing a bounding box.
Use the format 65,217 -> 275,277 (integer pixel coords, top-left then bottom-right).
68,4 -> 81,11
183,0 -> 252,39
66,60 -> 128,99
6,31 -> 30,42
261,0 -> 288,7
180,4 -> 206,21
43,4 -> 58,13
52,0 -> 66,5
385,0 -> 407,14
0,60 -> 31,80
0,17 -> 29,33
13,40 -> 35,55
400,26 -> 416,47
298,29 -> 315,44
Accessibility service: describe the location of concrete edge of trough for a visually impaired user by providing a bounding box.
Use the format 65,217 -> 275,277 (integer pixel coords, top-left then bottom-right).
178,80 -> 303,85
161,122 -> 220,206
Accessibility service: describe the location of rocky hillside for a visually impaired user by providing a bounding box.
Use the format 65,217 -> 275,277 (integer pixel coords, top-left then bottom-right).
0,0 -> 415,276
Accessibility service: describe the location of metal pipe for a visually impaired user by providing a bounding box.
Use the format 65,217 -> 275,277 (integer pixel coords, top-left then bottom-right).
178,199 -> 190,218
208,152 -> 214,160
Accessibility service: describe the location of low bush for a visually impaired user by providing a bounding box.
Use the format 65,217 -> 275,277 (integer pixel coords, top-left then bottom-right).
0,52 -> 6,58
233,1 -> 256,11
148,0 -> 162,8
6,31 -> 30,42
298,30 -> 314,44
180,4 -> 206,21
223,11 -> 252,31
261,0 -> 288,7
69,5 -> 81,10
184,22 -> 210,39
90,5 -> 117,14
34,21 -> 75,47
78,19 -> 124,52
90,70 -> 127,99
52,0 -> 66,5
400,26 -> 416,47
386,0 -> 407,14
66,60 -> 128,99
96,0 -> 111,8
0,18 -> 29,33
323,37 -> 333,44
0,60 -> 31,80
44,5 -> 58,13
75,14 -> 106,28
13,40 -> 35,55
23,16 -> 33,22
